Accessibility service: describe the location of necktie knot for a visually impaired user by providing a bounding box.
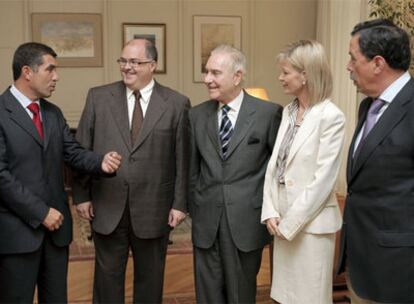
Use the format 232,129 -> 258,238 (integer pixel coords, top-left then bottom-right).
27,102 -> 43,139
134,90 -> 141,102
353,98 -> 385,160
222,104 -> 231,115
368,98 -> 384,115
27,102 -> 40,115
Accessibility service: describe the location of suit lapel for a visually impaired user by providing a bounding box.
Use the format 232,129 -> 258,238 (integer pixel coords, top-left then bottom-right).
225,95 -> 255,159
346,98 -> 370,182
132,82 -> 167,152
351,93 -> 410,181
272,106 -> 289,157
40,100 -> 52,151
285,101 -> 323,167
108,82 -> 132,151
4,90 -> 43,147
206,101 -> 222,158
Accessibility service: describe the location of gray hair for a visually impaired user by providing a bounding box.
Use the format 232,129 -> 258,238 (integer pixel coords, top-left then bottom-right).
211,44 -> 247,76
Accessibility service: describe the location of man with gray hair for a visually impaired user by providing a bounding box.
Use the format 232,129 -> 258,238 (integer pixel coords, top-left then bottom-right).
188,45 -> 282,303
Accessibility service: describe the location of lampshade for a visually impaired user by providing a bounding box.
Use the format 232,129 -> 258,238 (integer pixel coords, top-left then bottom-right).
245,87 -> 269,101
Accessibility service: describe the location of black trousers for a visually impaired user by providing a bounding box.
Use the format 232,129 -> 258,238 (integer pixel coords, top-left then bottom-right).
0,233 -> 69,303
93,204 -> 170,304
194,211 -> 264,304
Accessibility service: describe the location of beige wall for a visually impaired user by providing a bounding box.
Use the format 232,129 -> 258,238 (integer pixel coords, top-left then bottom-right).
0,0 -> 317,127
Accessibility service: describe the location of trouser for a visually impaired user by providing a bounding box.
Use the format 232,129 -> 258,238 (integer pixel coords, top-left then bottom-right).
194,211 -> 263,304
0,233 -> 69,303
93,204 -> 169,304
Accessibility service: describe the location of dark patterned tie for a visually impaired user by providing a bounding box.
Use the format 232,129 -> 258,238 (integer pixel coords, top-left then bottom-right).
131,91 -> 143,144
219,105 -> 233,159
27,102 -> 43,139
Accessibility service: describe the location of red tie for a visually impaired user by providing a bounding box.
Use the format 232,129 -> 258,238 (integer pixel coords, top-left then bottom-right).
27,102 -> 44,139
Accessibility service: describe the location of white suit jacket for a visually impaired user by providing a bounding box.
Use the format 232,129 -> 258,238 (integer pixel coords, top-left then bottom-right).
261,99 -> 345,241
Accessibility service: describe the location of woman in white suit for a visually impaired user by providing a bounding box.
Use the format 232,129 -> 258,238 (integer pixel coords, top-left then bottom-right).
261,40 -> 345,303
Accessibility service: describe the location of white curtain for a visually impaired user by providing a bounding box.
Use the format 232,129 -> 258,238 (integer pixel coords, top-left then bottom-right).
316,0 -> 369,195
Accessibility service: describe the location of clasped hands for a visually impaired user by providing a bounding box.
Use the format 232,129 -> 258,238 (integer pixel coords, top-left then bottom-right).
265,217 -> 287,240
43,151 -> 122,231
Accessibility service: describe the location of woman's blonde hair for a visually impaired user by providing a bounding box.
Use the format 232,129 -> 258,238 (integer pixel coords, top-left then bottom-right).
277,40 -> 333,104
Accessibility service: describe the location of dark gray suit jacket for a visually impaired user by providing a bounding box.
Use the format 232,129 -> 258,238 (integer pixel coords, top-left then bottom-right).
189,93 -> 282,252
0,88 -> 103,254
72,81 -> 190,239
338,78 -> 414,303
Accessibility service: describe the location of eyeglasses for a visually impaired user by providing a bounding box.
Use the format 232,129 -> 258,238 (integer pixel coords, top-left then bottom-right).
116,58 -> 154,68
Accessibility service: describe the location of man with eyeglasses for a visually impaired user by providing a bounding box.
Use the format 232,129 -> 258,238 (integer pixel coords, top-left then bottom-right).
72,38 -> 190,303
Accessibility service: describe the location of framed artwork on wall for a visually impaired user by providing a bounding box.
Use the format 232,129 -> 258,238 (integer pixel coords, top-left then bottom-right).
193,15 -> 242,82
32,13 -> 103,67
123,23 -> 166,74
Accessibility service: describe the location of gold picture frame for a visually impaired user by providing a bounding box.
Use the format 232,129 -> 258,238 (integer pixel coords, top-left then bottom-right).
31,13 -> 103,67
123,23 -> 166,74
193,15 -> 242,82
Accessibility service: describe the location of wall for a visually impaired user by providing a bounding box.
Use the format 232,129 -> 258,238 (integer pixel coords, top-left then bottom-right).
0,0 -> 317,127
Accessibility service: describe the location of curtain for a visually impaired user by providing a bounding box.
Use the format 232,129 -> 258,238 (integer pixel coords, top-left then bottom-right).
316,0 -> 369,195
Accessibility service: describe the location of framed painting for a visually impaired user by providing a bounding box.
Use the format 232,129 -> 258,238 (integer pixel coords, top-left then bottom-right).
193,15 -> 242,82
123,23 -> 166,73
31,13 -> 103,67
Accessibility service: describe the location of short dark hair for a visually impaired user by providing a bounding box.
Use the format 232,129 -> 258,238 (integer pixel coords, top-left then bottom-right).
12,42 -> 57,81
144,39 -> 158,62
351,18 -> 411,71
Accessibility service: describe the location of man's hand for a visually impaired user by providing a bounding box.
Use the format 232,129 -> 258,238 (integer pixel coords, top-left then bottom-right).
168,209 -> 186,228
42,208 -> 64,231
76,201 -> 94,221
101,152 -> 122,173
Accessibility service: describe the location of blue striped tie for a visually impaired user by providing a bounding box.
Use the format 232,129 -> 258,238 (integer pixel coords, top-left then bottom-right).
219,105 -> 233,159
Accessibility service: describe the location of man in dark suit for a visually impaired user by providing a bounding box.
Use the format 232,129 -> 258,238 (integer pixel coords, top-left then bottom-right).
72,38 -> 190,303
337,19 -> 414,303
188,45 -> 282,303
0,42 -> 121,303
